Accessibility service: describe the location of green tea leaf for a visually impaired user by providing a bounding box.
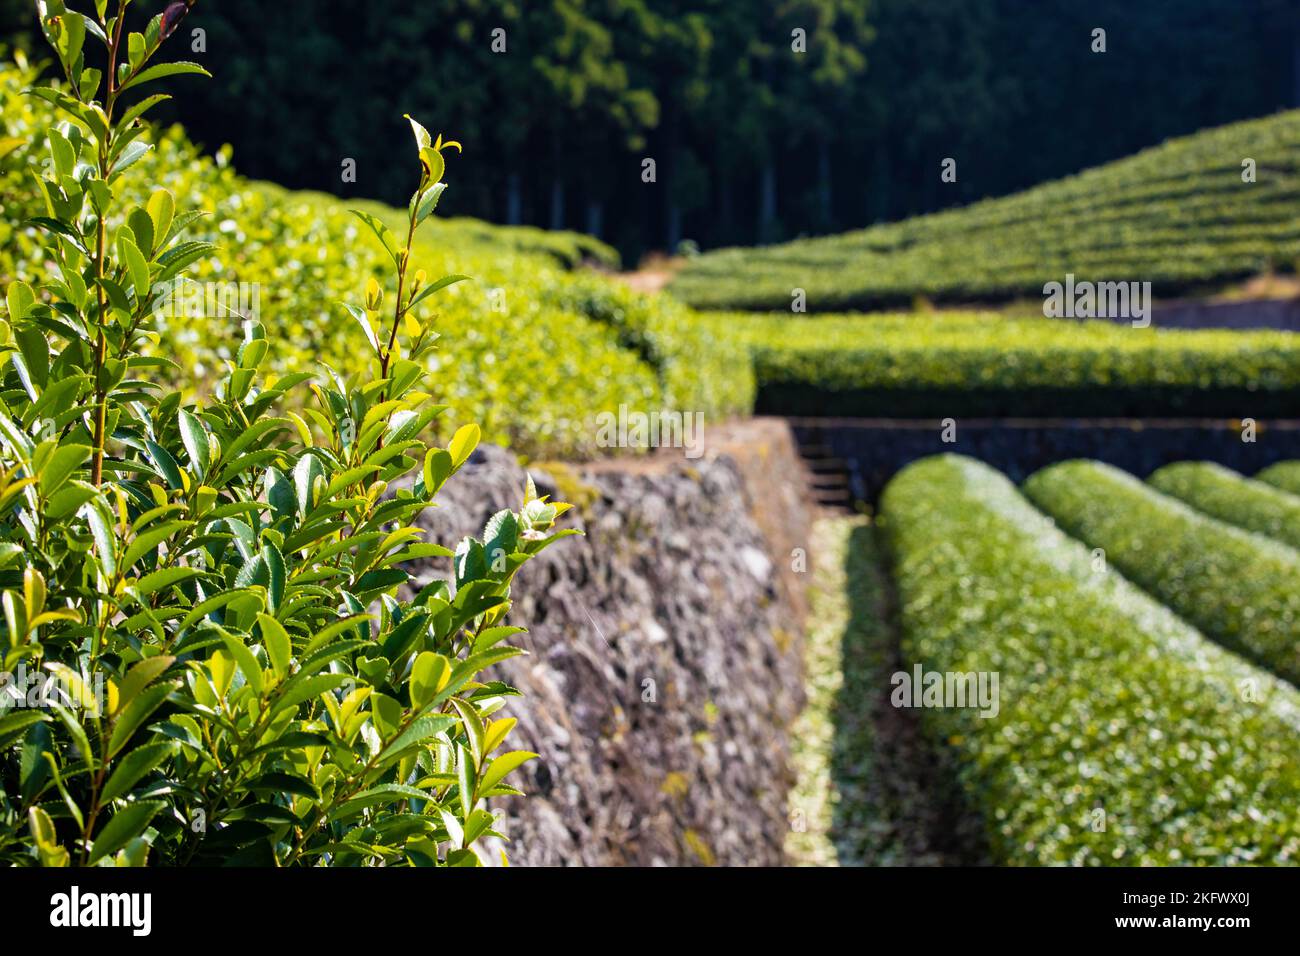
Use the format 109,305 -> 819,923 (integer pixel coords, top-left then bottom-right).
100,741 -> 176,803
178,409 -> 211,477
88,801 -> 165,864
119,61 -> 211,94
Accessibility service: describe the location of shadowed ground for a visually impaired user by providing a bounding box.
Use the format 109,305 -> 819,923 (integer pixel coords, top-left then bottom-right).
787,516 -> 988,866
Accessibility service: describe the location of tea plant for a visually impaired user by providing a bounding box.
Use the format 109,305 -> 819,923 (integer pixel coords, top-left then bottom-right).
1024,460 -> 1300,685
1,56 -> 754,461
703,309 -> 1300,417
671,111 -> 1300,311
1148,460 -> 1300,552
881,454 -> 1300,865
1257,460 -> 1300,497
0,0 -> 575,866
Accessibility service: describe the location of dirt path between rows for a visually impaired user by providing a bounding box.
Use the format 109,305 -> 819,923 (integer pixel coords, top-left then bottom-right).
610,254 -> 684,295
787,516 -> 990,866
618,269 -> 674,295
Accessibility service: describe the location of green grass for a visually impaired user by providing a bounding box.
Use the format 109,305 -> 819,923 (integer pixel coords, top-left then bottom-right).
881,454 -> 1300,865
672,111 -> 1300,311
1024,460 -> 1300,685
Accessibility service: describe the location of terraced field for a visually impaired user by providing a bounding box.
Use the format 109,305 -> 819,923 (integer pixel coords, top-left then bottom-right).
7,36 -> 1299,871
878,454 -> 1300,865
672,111 -> 1300,312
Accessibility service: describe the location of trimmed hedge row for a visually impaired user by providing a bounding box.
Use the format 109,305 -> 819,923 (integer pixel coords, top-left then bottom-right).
703,311 -> 1300,417
1149,461 -> 1300,551
1257,460 -> 1300,497
1023,460 -> 1300,685
534,271 -> 755,425
672,110 -> 1300,311
880,454 -> 1300,865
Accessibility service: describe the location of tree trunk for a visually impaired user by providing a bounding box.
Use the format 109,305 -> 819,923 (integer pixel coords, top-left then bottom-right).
817,138 -> 832,228
759,162 -> 777,241
506,173 -> 522,225
550,177 -> 565,231
662,98 -> 682,251
666,205 -> 682,251
585,199 -> 603,239
719,173 -> 733,244
871,141 -> 891,223
1293,17 -> 1300,107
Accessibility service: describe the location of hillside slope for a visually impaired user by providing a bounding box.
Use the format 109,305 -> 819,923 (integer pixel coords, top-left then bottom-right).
671,111 -> 1300,311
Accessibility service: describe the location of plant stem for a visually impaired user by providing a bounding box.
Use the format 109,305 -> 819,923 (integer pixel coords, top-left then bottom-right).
89,4 -> 127,485
90,222 -> 108,485
380,210 -> 420,384
373,207 -> 420,453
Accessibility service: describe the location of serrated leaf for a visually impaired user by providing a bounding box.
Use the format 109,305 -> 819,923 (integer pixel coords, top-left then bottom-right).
410,651 -> 450,709
6,281 -> 35,323
37,444 -> 90,497
87,801 -> 164,863
219,632 -> 264,697
100,741 -> 176,803
119,61 -> 211,94
108,683 -> 175,758
477,750 -> 537,796
178,409 -> 211,477
263,541 -> 286,612
450,697 -> 486,769
115,656 -> 175,715
448,424 -> 479,470
146,189 -> 175,249
380,714 -> 456,761
258,613 -> 291,681
407,273 -> 470,312
144,440 -> 185,490
117,232 -> 151,299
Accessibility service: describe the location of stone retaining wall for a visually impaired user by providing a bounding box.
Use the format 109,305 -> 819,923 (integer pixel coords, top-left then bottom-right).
408,418 -> 812,865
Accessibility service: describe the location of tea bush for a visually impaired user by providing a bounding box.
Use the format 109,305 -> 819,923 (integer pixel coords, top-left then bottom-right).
1148,461 -> 1300,551
880,454 -> 1300,865
672,110 -> 1300,311
0,0 -> 577,866
1024,460 -> 1300,685
1256,460 -> 1300,497
539,273 -> 755,424
0,53 -> 749,461
702,310 -> 1300,417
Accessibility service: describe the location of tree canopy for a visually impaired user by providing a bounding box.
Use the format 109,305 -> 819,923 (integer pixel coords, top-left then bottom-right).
2,0 -> 1295,260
